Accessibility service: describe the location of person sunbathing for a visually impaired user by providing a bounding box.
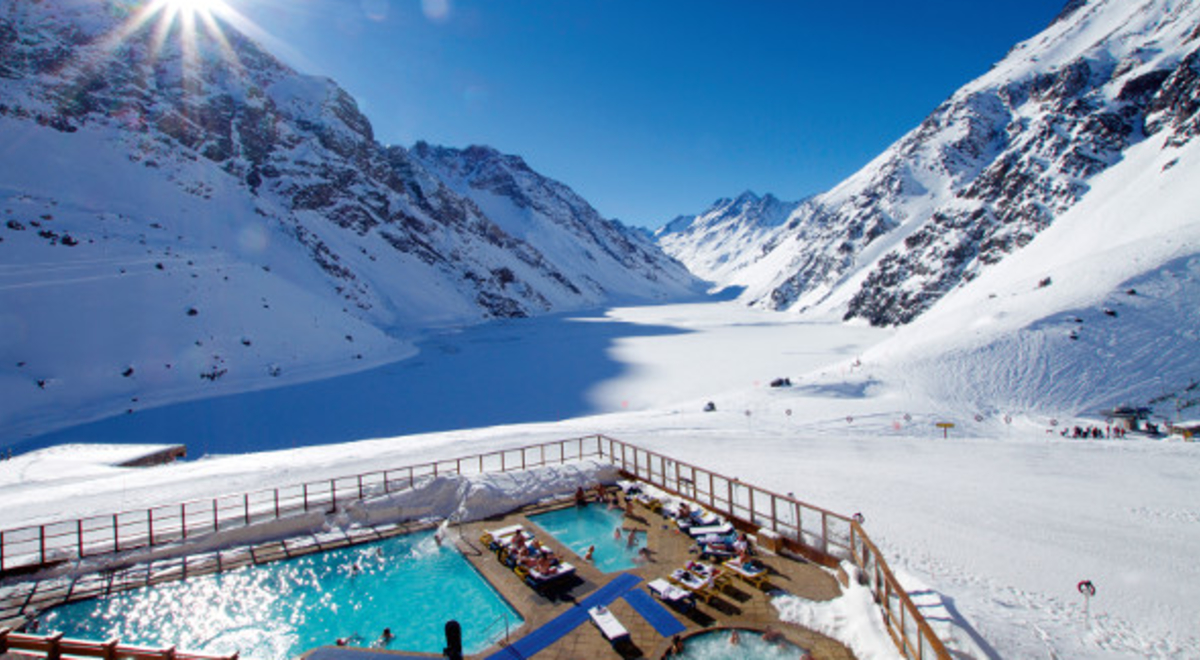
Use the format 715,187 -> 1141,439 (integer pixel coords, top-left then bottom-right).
535,554 -> 557,575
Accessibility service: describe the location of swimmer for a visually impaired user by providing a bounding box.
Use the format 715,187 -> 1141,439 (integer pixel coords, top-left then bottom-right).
584,545 -> 595,561
374,628 -> 395,648
613,526 -> 622,540
730,629 -> 740,646
626,528 -> 638,548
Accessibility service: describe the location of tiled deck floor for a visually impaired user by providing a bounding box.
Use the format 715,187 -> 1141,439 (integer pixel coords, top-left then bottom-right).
455,495 -> 856,660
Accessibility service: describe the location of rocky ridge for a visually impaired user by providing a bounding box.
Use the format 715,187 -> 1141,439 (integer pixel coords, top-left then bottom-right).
662,0 -> 1200,326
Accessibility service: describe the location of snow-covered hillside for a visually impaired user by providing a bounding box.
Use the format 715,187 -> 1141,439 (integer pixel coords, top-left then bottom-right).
664,0 -> 1200,328
0,0 -> 700,443
655,191 -> 802,288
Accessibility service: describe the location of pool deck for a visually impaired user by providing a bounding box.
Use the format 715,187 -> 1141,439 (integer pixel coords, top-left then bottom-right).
451,495 -> 857,660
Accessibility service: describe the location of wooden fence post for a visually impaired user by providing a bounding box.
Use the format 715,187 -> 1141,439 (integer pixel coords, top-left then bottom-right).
47,632 -> 63,660
821,512 -> 829,555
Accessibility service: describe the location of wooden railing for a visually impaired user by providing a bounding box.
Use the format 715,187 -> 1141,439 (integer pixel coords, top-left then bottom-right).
0,435 -> 602,578
0,627 -> 237,660
1,433 -> 951,660
595,434 -> 951,660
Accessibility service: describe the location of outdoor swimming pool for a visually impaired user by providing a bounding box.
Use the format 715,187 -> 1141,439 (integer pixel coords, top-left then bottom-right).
36,530 -> 520,659
529,503 -> 646,572
668,629 -> 808,659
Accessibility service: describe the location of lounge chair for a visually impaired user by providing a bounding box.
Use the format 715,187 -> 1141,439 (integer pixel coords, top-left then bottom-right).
488,524 -> 525,539
687,521 -> 734,538
648,578 -> 694,610
723,558 -> 770,589
668,568 -> 716,604
588,605 -> 630,644
635,493 -> 663,513
525,561 -> 577,587
684,561 -> 732,591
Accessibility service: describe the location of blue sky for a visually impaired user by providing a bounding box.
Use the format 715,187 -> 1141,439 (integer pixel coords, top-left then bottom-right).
234,0 -> 1066,228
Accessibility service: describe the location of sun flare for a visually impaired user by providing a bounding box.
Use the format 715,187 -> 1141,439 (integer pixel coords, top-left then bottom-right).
159,0 -> 230,18
102,0 -> 259,81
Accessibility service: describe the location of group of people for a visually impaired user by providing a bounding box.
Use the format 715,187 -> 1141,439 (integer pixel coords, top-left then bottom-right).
506,529 -> 563,576
665,627 -> 809,659
575,483 -> 630,514
1059,424 -> 1127,439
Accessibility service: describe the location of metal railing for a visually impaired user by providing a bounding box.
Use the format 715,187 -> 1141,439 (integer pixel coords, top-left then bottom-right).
1,433 -> 950,659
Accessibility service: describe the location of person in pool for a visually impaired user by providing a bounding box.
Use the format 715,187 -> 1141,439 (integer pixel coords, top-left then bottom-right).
374,628 -> 395,648
584,545 -> 595,561
763,626 -> 784,644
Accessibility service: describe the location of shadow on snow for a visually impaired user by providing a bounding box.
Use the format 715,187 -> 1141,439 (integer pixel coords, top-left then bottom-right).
17,312 -> 692,457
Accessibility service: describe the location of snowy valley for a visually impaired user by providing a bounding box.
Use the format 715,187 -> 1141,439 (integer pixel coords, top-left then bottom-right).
2,0 -> 1200,659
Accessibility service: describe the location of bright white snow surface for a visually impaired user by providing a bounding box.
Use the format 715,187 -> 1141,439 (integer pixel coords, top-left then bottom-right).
2,295 -> 1199,659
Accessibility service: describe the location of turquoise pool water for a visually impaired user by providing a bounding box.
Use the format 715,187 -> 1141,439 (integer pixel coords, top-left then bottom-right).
37,530 -> 520,659
670,629 -> 807,659
529,503 -> 646,572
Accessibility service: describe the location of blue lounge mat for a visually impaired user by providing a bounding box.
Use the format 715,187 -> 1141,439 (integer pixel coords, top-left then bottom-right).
484,572 -> 643,659
622,588 -> 687,638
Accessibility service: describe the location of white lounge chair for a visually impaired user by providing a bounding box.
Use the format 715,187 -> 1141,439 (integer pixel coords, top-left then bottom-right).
648,578 -> 693,607
589,605 -> 630,643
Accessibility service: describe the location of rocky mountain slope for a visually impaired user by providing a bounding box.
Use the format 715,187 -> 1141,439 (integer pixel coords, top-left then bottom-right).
0,0 -> 699,440
663,0 -> 1200,326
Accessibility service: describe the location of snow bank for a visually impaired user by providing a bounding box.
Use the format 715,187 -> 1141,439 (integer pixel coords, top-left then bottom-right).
773,563 -> 902,660
352,458 -> 620,525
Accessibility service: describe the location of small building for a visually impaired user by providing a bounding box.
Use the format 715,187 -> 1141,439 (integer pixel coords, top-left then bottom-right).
1102,406 -> 1151,431
1168,420 -> 1200,441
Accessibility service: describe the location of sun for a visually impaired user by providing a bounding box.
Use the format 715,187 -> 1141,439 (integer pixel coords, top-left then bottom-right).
159,0 -> 231,18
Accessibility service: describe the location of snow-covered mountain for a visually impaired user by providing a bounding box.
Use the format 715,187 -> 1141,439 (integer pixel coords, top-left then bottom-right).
655,191 -> 803,288
410,142 -> 692,303
0,0 -> 699,441
664,0 -> 1200,326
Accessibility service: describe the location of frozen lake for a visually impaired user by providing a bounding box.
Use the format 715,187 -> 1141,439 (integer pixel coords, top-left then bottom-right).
15,302 -> 887,457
